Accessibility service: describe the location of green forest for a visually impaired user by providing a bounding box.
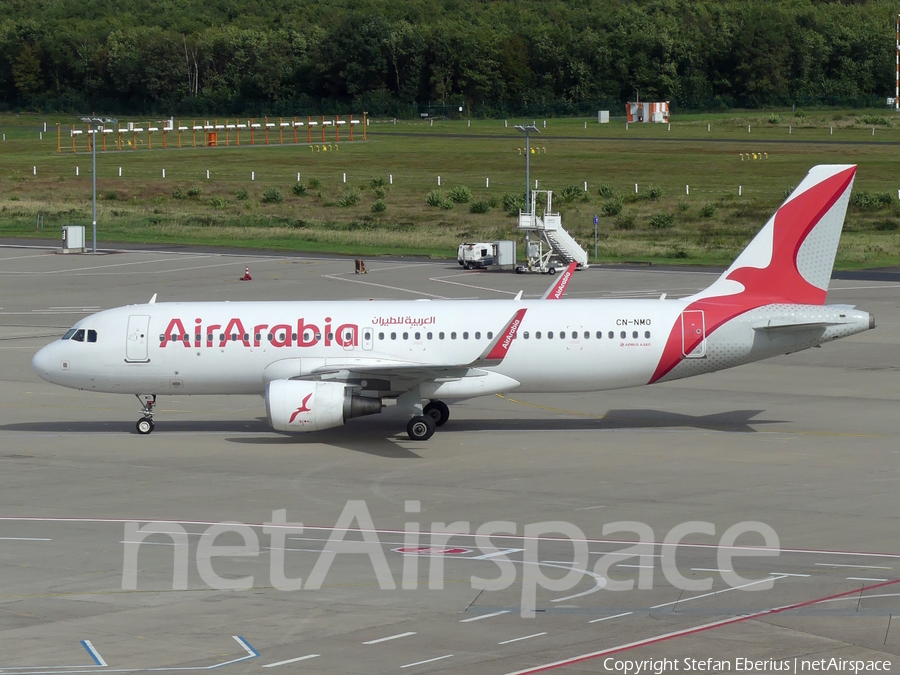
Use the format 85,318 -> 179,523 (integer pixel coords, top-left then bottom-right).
0,0 -> 896,116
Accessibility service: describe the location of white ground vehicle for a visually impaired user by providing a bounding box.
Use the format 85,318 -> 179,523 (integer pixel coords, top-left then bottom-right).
457,242 -> 494,269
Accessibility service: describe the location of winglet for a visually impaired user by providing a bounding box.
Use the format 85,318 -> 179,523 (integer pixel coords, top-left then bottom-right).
475,308 -> 528,364
541,262 -> 577,300
149,293 -> 157,304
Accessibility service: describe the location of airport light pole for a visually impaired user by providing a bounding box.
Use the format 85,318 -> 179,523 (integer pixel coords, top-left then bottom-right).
514,124 -> 540,210
81,116 -> 114,253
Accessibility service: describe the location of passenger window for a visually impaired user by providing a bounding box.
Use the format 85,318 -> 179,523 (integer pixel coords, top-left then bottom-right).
87,330 -> 98,343
378,332 -> 384,340
403,332 -> 409,340
596,331 -> 602,339
291,333 -> 297,341
232,333 -> 238,341
254,333 -> 260,341
535,331 -> 541,339
219,333 -> 226,342
414,332 -> 421,340
584,331 -> 589,339
475,331 -> 481,339
620,331 -> 626,339
266,333 -> 272,341
560,331 -> 566,339
345,331 -> 352,341
548,331 -> 554,339
487,331 -> 493,339
608,331 -> 614,339
632,331 -> 638,339
645,331 -> 651,339
315,332 -> 322,340
183,334 -> 190,343
304,331 -> 312,342
523,331 -> 529,339
391,332 -> 397,340
427,332 -> 432,340
327,333 -> 333,341
439,332 -> 445,339
198,333 -> 204,342
72,329 -> 85,342
451,332 -> 457,339
463,332 -> 469,340
63,329 -> 77,340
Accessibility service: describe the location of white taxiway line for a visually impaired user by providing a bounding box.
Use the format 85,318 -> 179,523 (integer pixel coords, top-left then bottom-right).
321,274 -> 446,298
617,564 -> 655,569
499,633 -> 546,645
400,655 -> 453,669
460,610 -> 510,622
691,568 -> 732,573
847,577 -> 889,582
650,576 -> 785,609
0,537 -> 51,541
427,274 -> 518,296
81,641 -> 107,668
362,631 -> 416,645
588,612 -> 633,624
815,563 -> 892,569
262,655 -> 319,668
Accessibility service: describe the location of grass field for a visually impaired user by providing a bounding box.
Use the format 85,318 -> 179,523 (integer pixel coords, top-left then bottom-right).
2,110 -> 900,267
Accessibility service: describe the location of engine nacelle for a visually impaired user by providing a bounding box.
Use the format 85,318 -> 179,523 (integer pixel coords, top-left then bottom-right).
266,380 -> 381,432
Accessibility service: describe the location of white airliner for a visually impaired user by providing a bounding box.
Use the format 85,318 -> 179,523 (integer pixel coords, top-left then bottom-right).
32,165 -> 873,440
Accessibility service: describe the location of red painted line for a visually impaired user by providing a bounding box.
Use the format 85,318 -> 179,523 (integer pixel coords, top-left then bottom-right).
504,578 -> 900,675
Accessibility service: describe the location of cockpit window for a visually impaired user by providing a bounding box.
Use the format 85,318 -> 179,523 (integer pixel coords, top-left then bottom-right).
71,329 -> 85,342
87,330 -> 98,343
62,329 -> 77,340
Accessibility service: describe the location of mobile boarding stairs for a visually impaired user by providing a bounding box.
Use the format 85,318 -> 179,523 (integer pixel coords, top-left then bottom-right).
517,190 -> 589,274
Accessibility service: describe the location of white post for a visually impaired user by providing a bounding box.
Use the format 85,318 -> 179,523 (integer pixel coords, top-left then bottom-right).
505,120 -> 507,127
626,122 -> 629,130
535,179 -> 538,189
686,185 -> 689,195
389,174 -> 393,185
635,183 -> 638,194
830,126 -> 833,135
43,122 -> 47,132
748,125 -> 751,133
343,172 -> 346,183
297,172 -> 301,182
789,126 -> 791,134
251,171 -> 255,181
486,178 -> 489,188
39,132 -> 42,140
430,119 -> 433,127
437,176 -> 441,186
33,166 -> 36,175
468,120 -> 470,127
584,121 -> 587,129
873,126 -> 875,136
76,166 -> 79,176
543,120 -> 546,128
584,181 -> 587,191
739,185 -> 742,197
162,169 -> 165,178
118,167 -> 122,177
707,123 -> 710,131
667,123 -> 670,131
206,170 -> 210,179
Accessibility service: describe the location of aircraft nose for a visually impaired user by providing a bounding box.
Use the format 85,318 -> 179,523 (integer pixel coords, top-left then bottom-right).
32,343 -> 58,382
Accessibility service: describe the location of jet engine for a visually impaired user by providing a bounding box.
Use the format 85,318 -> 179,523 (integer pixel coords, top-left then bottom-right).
266,380 -> 382,432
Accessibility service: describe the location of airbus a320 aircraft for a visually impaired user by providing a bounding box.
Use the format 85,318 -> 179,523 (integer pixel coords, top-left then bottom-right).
32,165 -> 873,440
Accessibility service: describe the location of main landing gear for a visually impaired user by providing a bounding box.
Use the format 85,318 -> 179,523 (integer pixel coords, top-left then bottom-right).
406,400 -> 450,440
135,394 -> 157,435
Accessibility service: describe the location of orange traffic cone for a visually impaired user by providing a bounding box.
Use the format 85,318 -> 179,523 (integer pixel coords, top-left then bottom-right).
240,266 -> 252,281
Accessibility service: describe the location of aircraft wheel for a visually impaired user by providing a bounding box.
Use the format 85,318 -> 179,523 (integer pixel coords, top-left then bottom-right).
407,415 -> 436,441
136,417 -> 154,435
424,400 -> 450,427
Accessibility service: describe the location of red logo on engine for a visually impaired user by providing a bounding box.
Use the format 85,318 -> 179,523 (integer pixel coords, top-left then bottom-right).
288,394 -> 312,423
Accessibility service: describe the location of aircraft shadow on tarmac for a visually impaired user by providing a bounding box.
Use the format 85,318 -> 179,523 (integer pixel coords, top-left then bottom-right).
1,409 -> 781,458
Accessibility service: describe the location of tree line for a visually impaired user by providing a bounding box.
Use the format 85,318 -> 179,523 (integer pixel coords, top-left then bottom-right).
0,0 -> 896,116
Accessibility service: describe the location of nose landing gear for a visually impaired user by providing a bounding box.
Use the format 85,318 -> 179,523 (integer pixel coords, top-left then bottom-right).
135,394 -> 157,435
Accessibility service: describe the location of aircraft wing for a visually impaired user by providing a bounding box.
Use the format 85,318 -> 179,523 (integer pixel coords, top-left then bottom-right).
302,308 -> 528,386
